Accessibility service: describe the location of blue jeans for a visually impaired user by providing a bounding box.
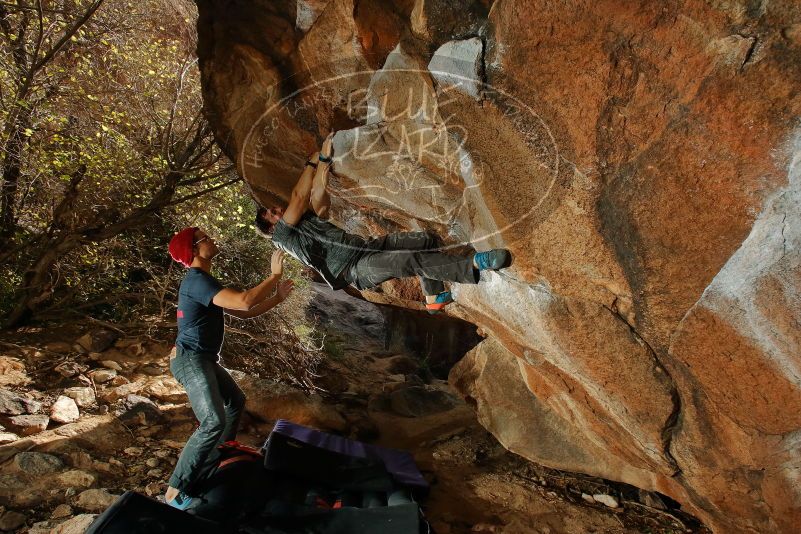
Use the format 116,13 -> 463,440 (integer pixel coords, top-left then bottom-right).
167,348 -> 246,493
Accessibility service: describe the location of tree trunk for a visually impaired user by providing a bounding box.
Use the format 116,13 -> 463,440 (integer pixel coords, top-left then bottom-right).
5,234 -> 81,328
5,169 -> 186,328
0,105 -> 33,248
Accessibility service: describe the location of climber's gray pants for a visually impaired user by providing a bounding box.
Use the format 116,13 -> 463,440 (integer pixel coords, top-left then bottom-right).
344,231 -> 479,296
167,348 -> 245,493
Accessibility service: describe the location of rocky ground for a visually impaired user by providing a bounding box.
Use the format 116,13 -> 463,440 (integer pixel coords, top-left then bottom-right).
0,285 -> 706,533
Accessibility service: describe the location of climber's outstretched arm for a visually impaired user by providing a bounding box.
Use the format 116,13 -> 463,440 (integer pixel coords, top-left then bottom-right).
283,152 -> 319,226
311,132 -> 334,219
311,163 -> 331,219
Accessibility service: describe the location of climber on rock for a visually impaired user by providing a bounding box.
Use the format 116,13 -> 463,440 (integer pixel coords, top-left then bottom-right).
255,132 -> 512,314
163,227 -> 294,510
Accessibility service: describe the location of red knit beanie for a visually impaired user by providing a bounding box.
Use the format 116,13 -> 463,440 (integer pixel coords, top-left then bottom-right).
169,227 -> 197,267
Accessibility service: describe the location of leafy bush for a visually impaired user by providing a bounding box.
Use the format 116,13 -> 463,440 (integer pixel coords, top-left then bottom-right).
0,0 -> 325,388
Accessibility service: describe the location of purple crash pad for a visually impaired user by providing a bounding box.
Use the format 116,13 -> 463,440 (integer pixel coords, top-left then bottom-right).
271,419 -> 429,490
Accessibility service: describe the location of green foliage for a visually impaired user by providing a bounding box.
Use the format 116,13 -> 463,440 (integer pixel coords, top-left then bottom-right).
0,0 -> 236,324
0,0 -> 326,389
0,269 -> 21,315
174,187 -> 273,287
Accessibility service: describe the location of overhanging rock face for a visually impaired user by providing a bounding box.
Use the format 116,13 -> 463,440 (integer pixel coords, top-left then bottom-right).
195,1 -> 801,531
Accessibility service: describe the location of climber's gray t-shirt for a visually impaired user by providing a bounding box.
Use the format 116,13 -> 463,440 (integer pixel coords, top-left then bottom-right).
272,214 -> 366,290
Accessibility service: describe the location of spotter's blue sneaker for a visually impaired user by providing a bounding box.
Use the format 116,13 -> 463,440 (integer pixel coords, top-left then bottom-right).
473,249 -> 512,271
426,291 -> 453,315
166,491 -> 195,511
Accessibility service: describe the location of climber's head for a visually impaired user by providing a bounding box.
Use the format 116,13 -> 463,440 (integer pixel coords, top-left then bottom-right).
191,228 -> 219,261
169,227 -> 218,266
255,206 -> 284,236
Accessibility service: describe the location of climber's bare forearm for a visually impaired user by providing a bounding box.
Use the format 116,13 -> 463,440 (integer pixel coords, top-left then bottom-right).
311,164 -> 331,218
284,155 -> 317,225
225,293 -> 283,319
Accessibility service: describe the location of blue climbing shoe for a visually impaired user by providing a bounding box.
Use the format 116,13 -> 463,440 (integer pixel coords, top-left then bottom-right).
166,491 -> 195,511
426,291 -> 453,315
473,249 -> 512,271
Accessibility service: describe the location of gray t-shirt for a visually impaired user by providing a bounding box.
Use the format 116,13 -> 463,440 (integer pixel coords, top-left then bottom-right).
272,214 -> 367,290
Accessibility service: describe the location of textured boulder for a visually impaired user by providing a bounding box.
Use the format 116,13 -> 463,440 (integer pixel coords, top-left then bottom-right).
63,387 -> 96,408
0,510 -> 26,531
142,377 -> 186,403
56,469 -> 98,489
0,357 -> 29,387
7,414 -> 49,436
50,396 -> 80,424
89,368 -> 116,384
196,0 -> 801,531
450,337 -> 676,492
667,148 -> 801,529
74,489 -> 117,512
116,394 -> 165,426
50,514 -> 97,534
0,388 -> 41,415
428,37 -> 484,99
76,329 -> 119,353
14,452 -> 64,475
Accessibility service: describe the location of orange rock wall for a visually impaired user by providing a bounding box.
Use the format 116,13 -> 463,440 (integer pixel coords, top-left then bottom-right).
196,1 -> 801,531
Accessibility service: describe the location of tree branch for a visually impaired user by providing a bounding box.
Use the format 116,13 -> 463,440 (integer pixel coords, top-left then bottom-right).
165,176 -> 242,207
48,163 -> 86,236
29,0 -> 103,74
177,165 -> 235,187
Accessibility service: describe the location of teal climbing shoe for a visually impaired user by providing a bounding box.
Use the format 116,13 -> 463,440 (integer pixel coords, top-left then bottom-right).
166,491 -> 195,511
426,291 -> 453,315
473,249 -> 512,271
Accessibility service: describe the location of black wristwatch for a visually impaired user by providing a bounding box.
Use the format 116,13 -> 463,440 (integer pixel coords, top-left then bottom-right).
305,160 -> 318,168
318,153 -> 332,163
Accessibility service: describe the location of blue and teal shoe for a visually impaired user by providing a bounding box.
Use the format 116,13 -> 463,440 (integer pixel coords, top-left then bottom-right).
426,291 -> 453,315
166,490 -> 195,511
473,249 -> 512,271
